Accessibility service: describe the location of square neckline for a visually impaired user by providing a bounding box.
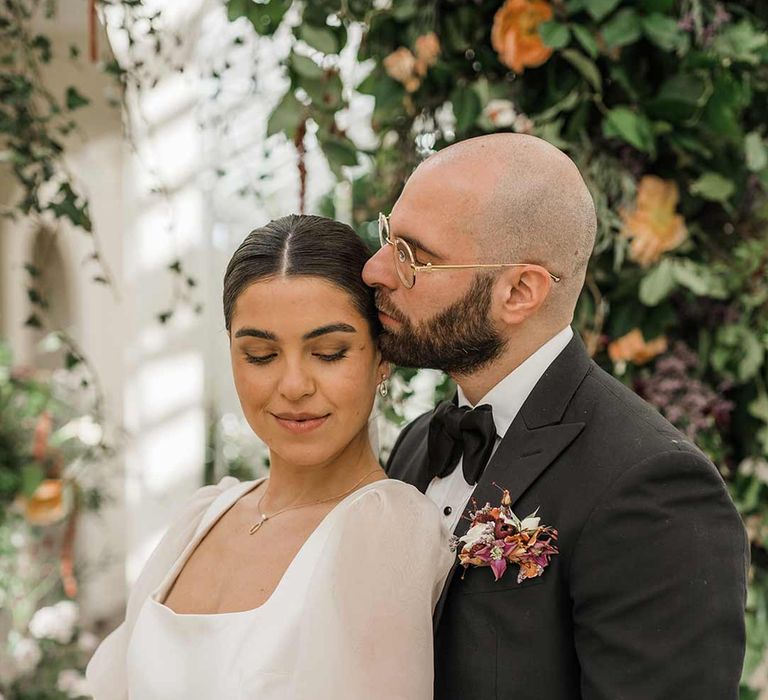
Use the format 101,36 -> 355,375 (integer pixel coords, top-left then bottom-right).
150,476 -> 390,618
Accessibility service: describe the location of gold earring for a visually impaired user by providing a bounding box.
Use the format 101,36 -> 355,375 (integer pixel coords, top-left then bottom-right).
379,376 -> 389,398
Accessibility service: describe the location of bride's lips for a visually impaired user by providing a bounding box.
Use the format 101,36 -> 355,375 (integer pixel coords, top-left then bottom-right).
272,412 -> 330,434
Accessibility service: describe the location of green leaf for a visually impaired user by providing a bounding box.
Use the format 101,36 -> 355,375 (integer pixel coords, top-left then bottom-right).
646,73 -> 710,122
65,352 -> 81,370
641,13 -> 686,52
745,132 -> 768,173
703,73 -> 746,142
533,89 -> 580,122
391,2 -> 417,20
301,71 -> 344,111
749,393 -> 768,424
24,314 -> 43,329
318,134 -> 358,178
227,0 -> 290,36
21,464 -> 45,498
689,172 -> 735,203
586,0 -> 621,22
640,0 -> 675,11
451,86 -> 481,135
711,20 -> 768,65
290,53 -> 325,80
539,21 -> 571,49
639,258 -> 676,306
671,259 -> 728,299
267,90 -> 305,139
566,0 -> 588,14
297,24 -> 339,54
602,107 -> 655,154
714,326 -> 765,382
601,9 -> 642,49
65,87 -> 90,111
561,49 -> 601,92
358,68 -> 403,116
226,0 -> 247,20
571,25 -> 598,58
49,183 -> 92,231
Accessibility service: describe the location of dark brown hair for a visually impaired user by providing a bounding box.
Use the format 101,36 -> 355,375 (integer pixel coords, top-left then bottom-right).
223,214 -> 380,337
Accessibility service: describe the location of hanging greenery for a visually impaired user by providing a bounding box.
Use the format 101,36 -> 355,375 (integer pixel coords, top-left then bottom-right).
228,0 -> 768,694
1,0 -> 200,336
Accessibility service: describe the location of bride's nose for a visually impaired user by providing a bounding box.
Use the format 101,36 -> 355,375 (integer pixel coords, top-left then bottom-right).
277,359 -> 316,401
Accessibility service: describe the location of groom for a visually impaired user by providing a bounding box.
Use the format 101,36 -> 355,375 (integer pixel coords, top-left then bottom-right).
363,134 -> 748,699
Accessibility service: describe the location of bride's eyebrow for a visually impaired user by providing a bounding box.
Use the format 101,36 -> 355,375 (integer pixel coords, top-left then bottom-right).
233,323 -> 357,341
234,328 -> 276,340
302,323 -> 357,340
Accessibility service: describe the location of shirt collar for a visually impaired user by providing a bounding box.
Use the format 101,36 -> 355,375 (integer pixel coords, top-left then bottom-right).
457,326 -> 574,438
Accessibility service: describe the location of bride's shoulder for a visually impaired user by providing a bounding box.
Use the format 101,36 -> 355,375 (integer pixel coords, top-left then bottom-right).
342,478 -> 444,531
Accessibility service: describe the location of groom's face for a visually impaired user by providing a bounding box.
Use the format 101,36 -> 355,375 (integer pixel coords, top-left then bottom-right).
362,186 -> 506,374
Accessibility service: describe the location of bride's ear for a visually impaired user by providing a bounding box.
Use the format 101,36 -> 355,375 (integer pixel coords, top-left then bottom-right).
376,357 -> 391,382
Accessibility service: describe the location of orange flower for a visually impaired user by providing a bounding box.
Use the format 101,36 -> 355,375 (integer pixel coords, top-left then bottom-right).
17,478 -> 66,526
414,32 -> 441,75
491,0 -> 554,74
518,559 -> 541,580
384,47 -> 417,82
384,33 -> 441,92
608,329 -> 668,366
621,176 -> 687,267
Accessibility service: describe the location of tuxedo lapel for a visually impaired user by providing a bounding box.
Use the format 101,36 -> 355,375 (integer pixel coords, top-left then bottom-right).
385,413 -> 433,493
432,333 -> 593,630
387,394 -> 463,494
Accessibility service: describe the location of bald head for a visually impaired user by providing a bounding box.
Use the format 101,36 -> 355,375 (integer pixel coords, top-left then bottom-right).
402,134 -> 597,316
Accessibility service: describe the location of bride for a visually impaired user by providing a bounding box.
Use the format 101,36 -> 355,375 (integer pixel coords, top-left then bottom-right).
85,214 -> 454,699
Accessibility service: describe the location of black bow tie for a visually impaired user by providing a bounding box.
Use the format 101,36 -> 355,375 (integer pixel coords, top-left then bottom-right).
427,401 -> 497,485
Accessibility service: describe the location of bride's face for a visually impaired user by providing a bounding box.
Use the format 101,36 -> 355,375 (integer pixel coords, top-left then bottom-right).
229,275 -> 386,468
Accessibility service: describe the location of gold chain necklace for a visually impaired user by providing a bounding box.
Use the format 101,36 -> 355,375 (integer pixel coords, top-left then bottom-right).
249,467 -> 383,535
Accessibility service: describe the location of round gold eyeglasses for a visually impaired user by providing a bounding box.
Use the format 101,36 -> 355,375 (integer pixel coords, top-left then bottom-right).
377,212 -> 561,290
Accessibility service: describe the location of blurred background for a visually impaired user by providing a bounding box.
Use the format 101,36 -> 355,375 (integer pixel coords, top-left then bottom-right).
0,0 -> 766,697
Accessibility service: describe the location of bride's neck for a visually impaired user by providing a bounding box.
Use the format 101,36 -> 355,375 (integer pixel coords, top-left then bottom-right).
262,430 -> 382,511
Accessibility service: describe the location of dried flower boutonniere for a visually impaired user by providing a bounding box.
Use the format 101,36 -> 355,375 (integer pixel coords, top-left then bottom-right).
450,486 -> 559,583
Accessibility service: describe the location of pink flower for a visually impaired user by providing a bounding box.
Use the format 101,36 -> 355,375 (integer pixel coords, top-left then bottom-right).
455,488 -> 559,583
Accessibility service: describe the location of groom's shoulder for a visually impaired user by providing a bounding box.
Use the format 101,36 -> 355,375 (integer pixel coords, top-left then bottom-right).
575,360 -> 710,466
390,409 -> 435,448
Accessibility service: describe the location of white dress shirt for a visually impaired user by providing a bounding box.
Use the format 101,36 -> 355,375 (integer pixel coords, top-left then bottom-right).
425,326 -> 574,533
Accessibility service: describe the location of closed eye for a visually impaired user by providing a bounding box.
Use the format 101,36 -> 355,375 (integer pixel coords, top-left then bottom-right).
315,350 -> 348,362
244,351 -> 348,364
244,353 -> 276,365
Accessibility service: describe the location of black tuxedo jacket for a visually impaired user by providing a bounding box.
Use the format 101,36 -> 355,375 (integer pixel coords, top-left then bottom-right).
386,333 -> 748,700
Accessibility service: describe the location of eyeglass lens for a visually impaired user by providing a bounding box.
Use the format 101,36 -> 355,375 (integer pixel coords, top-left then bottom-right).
379,215 -> 415,288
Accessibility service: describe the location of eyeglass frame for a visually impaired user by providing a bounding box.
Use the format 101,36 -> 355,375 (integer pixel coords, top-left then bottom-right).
377,212 -> 562,289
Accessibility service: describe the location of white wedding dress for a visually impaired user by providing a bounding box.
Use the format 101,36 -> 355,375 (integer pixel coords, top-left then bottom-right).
86,474 -> 453,699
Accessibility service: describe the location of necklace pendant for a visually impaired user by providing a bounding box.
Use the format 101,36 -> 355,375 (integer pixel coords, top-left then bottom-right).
249,514 -> 268,535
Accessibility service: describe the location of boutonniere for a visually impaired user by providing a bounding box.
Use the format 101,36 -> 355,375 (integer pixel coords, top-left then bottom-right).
450,485 -> 559,583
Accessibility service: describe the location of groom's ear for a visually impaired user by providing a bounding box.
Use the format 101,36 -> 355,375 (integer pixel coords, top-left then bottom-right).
496,267 -> 554,326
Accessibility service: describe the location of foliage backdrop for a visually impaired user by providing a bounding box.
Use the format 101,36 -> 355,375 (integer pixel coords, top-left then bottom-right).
1,0 -> 767,697
226,0 -> 768,694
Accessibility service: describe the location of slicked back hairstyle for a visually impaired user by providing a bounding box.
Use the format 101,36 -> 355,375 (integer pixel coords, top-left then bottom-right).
223,214 -> 380,338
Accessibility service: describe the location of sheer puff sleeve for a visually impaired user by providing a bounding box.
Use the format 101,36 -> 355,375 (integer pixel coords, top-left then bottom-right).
290,480 -> 454,700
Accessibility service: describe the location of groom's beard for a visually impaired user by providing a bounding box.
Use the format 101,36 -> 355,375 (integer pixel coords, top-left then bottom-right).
376,274 -> 506,375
